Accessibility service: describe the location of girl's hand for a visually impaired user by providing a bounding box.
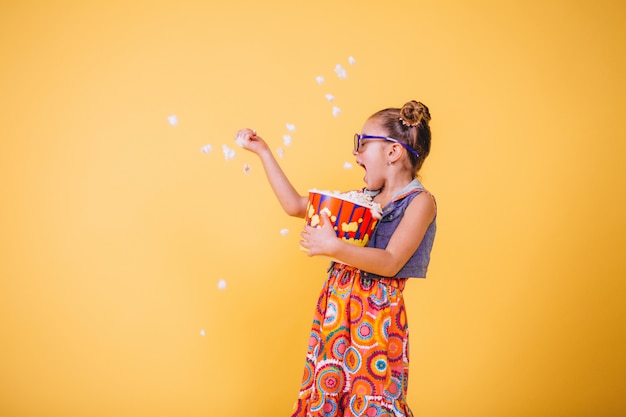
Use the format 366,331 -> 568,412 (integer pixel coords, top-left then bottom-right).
300,213 -> 338,257
235,128 -> 269,155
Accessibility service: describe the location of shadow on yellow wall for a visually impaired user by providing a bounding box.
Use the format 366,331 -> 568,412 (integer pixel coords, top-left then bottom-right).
1,1 -> 624,416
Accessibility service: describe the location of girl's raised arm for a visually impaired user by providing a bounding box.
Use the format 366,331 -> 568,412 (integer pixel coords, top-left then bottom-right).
236,128 -> 308,218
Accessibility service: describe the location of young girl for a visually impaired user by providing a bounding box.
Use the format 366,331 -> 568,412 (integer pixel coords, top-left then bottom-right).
235,100 -> 436,417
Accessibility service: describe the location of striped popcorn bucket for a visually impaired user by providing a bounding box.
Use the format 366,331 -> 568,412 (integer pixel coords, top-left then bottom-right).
304,191 -> 380,247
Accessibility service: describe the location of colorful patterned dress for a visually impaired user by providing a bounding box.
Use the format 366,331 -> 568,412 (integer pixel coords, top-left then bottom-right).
290,262 -> 414,417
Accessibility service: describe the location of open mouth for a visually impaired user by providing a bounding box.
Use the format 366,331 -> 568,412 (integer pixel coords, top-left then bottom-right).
356,159 -> 368,183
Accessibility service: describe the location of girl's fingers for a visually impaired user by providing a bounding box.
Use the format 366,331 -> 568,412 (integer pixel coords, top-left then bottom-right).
235,129 -> 255,148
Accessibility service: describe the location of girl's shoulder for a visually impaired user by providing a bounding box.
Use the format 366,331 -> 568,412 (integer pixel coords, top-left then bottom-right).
406,189 -> 437,218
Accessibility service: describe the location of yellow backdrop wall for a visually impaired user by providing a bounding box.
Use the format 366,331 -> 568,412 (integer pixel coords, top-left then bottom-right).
1,1 -> 624,416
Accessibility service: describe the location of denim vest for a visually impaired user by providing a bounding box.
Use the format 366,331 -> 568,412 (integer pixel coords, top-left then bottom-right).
361,179 -> 437,279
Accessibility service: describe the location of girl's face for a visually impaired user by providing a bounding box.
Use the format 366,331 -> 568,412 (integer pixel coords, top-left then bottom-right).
354,117 -> 391,190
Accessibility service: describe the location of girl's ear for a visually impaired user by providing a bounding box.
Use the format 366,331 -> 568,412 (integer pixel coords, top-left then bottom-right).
388,143 -> 403,163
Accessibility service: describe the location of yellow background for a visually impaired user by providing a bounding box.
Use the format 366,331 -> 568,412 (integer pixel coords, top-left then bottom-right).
1,1 -> 625,416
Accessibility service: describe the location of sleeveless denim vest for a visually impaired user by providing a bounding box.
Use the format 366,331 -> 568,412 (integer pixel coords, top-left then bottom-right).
361,179 -> 437,279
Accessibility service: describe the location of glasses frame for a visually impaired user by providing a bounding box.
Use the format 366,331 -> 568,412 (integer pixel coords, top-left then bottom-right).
354,134 -> 420,159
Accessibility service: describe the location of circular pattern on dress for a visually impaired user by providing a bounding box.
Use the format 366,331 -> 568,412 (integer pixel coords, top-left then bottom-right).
384,375 -> 402,400
367,285 -> 389,311
338,271 -> 352,287
316,363 -> 345,394
395,305 -> 408,331
349,295 -> 364,324
323,300 -> 339,328
367,350 -> 388,380
310,390 -> 325,412
308,332 -> 322,358
351,375 -> 376,397
382,317 -> 391,339
321,396 -> 338,416
316,293 -> 329,318
344,346 -> 362,374
402,368 -> 410,394
300,361 -> 314,391
356,321 -> 374,344
349,394 -> 368,416
375,316 -> 391,342
330,334 -> 349,360
365,404 -> 383,417
387,333 -> 404,362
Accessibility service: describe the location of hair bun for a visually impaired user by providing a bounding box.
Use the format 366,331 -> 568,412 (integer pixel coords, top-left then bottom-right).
399,100 -> 431,127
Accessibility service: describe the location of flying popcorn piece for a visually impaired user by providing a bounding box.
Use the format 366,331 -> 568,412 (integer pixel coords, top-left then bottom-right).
332,106 -> 342,117
315,75 -> 325,85
200,144 -> 213,154
325,93 -> 335,102
222,144 -> 236,160
217,279 -> 227,290
167,114 -> 179,127
243,163 -> 251,174
348,56 -> 356,65
286,123 -> 296,132
280,228 -> 289,236
200,329 -> 206,337
283,134 -> 292,146
277,147 -> 285,159
343,161 -> 353,169
334,64 -> 347,79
